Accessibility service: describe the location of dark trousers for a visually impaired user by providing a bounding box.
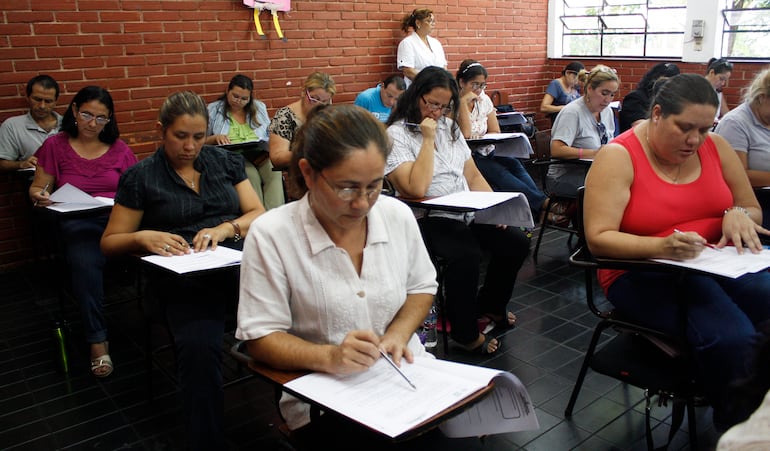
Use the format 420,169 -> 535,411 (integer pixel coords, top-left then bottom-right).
147,265 -> 239,451
473,153 -> 547,215
608,270 -> 770,428
418,217 -> 530,345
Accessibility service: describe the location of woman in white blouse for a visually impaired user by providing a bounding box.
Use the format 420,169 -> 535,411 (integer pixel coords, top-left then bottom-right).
396,8 -> 447,88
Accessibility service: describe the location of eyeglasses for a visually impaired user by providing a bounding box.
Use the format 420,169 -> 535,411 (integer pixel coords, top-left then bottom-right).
424,16 -> 436,25
306,90 -> 332,105
710,59 -> 734,73
596,122 -> 608,145
421,96 -> 452,115
319,172 -> 382,201
470,82 -> 487,91
229,93 -> 250,103
78,111 -> 111,126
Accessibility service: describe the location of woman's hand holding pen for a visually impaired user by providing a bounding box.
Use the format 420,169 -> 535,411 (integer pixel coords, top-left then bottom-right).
328,330 -> 381,375
29,182 -> 51,207
418,117 -> 437,141
665,230 -> 708,261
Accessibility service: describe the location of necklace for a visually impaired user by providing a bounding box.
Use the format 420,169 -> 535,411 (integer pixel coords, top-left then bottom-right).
175,170 -> 197,189
646,128 -> 682,184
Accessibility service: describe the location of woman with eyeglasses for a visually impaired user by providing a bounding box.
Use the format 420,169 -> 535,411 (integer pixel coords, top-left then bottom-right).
397,8 -> 447,88
206,74 -> 284,209
102,91 -> 264,449
540,61 -> 585,125
706,57 -> 734,121
237,105 -> 438,446
268,72 -> 336,169
455,59 -> 548,219
29,86 -> 137,378
584,73 -> 770,431
715,67 -> 770,228
548,64 -> 619,201
386,67 -> 530,355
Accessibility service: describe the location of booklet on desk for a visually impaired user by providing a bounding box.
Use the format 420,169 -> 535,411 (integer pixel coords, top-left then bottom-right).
652,246 -> 770,279
46,183 -> 114,213
283,357 -> 538,439
421,191 -> 534,228
466,133 -> 533,159
141,246 -> 242,274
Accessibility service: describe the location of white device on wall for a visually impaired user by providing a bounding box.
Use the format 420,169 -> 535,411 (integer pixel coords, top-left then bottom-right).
692,19 -> 705,39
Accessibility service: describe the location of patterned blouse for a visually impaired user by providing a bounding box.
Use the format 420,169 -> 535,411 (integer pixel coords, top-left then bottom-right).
268,106 -> 301,142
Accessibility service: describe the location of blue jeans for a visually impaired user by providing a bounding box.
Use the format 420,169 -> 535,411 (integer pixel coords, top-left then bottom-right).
60,215 -> 109,344
473,153 -> 547,214
418,217 -> 530,345
608,270 -> 770,427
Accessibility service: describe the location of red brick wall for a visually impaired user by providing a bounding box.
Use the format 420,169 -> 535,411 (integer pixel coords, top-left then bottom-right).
0,0 -> 766,268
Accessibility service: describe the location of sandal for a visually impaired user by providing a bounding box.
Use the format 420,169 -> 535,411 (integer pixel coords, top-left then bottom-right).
91,354 -> 114,377
457,333 -> 499,355
90,342 -> 113,378
483,311 -> 517,330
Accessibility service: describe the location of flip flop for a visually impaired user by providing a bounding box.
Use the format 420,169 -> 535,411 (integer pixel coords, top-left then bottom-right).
457,333 -> 499,355
91,354 -> 113,378
483,311 -> 517,330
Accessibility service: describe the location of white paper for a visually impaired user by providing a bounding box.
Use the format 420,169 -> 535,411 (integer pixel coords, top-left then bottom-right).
141,246 -> 242,274
46,183 -> 114,213
421,191 -> 534,228
467,133 -> 533,159
283,357 -> 538,438
652,246 -> 770,278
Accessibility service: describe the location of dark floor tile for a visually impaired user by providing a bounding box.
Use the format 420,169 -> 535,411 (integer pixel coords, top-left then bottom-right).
0,419 -> 51,449
523,420 -> 593,450
570,397 -> 629,433
4,433 -> 58,451
52,412 -> 129,448
60,425 -> 139,450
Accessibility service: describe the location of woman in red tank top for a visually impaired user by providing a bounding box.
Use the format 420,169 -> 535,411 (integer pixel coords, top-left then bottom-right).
583,74 -> 770,430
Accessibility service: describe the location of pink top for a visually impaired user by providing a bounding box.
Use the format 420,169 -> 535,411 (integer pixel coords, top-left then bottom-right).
36,132 -> 137,198
598,129 -> 733,291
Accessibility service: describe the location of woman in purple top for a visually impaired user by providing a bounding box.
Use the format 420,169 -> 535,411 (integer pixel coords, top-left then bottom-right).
29,86 -> 136,378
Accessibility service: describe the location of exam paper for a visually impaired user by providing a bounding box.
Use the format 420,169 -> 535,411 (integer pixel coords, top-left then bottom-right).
421,191 -> 534,228
46,183 -> 114,213
141,246 -> 242,274
652,246 -> 770,278
283,357 -> 538,438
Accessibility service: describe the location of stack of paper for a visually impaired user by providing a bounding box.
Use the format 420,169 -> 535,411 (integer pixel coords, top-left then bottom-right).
421,191 -> 534,228
652,246 -> 770,278
141,246 -> 243,274
46,183 -> 114,213
283,357 -> 538,438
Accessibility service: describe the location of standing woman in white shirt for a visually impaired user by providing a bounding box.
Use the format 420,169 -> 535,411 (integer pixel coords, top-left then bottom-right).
396,8 -> 447,88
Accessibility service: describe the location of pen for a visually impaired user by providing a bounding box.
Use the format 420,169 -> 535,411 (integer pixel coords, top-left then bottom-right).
673,229 -> 721,251
34,182 -> 50,207
378,349 -> 417,390
403,122 -> 422,128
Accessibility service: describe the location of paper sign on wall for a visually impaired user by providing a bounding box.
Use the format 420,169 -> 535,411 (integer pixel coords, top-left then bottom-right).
243,0 -> 291,41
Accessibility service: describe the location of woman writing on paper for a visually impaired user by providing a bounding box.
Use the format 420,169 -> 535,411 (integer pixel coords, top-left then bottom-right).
206,74 -> 284,209
385,67 -> 530,355
540,61 -> 584,125
236,105 -> 438,445
101,91 -> 264,450
29,86 -> 136,378
455,59 -> 548,219
584,73 -> 770,430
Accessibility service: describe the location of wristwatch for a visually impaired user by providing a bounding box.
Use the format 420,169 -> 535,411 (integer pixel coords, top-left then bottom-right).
227,220 -> 242,241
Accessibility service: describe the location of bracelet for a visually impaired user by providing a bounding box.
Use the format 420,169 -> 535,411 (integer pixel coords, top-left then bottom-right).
227,220 -> 242,241
724,206 -> 750,216
578,148 -> 583,159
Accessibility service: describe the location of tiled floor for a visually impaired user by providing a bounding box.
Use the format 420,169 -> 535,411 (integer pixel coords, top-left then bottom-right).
0,228 -> 723,450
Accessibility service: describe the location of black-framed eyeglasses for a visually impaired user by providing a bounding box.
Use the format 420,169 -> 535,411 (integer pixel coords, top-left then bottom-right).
306,90 -> 332,105
421,96 -> 452,115
596,122 -> 608,145
470,82 -> 487,91
319,172 -> 382,201
78,111 -> 111,126
710,59 -> 734,72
